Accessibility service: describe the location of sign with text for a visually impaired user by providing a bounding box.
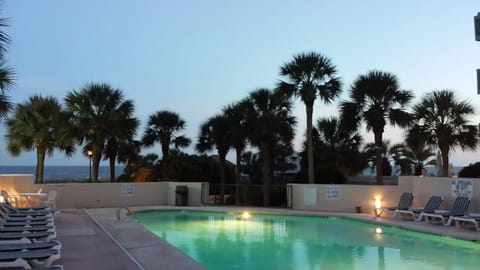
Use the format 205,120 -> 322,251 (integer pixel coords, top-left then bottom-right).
451,179 -> 473,198
121,183 -> 135,196
325,185 -> 340,200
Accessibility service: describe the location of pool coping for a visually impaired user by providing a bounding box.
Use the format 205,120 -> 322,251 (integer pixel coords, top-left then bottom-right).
86,206 -> 480,270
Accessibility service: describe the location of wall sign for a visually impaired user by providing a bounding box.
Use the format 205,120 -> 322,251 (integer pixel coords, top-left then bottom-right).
121,183 -> 135,196
451,180 -> 473,198
325,185 -> 340,200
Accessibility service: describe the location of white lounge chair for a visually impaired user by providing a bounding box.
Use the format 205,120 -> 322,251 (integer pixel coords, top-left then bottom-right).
449,213 -> 480,231
0,248 -> 61,268
377,192 -> 413,217
418,196 -> 470,225
393,195 -> 443,220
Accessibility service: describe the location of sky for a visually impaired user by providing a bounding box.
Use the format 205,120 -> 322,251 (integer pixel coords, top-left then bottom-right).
0,0 -> 479,167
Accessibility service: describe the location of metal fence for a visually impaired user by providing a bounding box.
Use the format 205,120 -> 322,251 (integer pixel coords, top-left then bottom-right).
206,183 -> 288,207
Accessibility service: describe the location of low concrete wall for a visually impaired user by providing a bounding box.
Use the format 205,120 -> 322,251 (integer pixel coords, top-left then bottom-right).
411,176 -> 480,211
288,176 -> 480,213
288,177 -> 413,214
0,174 -> 207,208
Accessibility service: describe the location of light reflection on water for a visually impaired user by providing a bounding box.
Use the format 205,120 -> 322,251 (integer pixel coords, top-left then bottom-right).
136,211 -> 480,270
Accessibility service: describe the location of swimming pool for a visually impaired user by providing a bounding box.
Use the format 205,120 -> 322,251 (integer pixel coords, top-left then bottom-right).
135,210 -> 480,270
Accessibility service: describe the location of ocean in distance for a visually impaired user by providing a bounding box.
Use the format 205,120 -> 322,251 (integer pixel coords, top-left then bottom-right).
0,166 -> 125,182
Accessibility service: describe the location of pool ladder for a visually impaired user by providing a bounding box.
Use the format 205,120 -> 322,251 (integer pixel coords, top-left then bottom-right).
116,206 -> 133,221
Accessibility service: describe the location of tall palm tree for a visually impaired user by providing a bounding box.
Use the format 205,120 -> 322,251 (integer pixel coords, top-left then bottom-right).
5,95 -> 74,183
196,114 -> 231,202
142,111 -> 191,180
0,10 -> 15,120
223,100 -> 249,205
65,83 -> 138,182
340,70 -> 413,184
245,88 -> 296,206
278,52 -> 342,183
408,90 -> 478,176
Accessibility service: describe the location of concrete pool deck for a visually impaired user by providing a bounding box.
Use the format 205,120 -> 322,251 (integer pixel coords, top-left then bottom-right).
55,206 -> 480,269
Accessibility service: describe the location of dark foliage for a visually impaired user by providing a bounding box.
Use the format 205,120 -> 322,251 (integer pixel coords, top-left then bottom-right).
458,162 -> 480,178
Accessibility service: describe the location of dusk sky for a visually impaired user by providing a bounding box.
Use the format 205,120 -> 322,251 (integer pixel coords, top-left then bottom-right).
1,1 -> 479,166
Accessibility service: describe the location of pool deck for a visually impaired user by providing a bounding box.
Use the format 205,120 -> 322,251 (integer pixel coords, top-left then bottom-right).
54,206 -> 480,269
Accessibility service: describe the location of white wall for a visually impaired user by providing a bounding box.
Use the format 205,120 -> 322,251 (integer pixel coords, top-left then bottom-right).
288,176 -> 480,213
0,174 -> 207,208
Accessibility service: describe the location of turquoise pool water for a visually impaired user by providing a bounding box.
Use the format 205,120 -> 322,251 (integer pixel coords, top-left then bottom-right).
135,210 -> 480,270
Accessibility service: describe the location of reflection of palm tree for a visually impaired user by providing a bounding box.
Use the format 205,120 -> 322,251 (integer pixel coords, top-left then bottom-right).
6,95 -> 73,183
341,70 -> 413,184
279,52 -> 342,183
65,83 -> 138,182
245,89 -> 296,206
142,111 -> 191,180
409,90 -> 478,176
196,114 -> 230,202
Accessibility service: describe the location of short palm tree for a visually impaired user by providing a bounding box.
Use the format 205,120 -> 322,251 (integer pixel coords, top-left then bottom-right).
5,95 -> 74,183
312,117 -> 363,176
340,70 -> 413,184
404,128 -> 436,175
245,88 -> 296,206
223,100 -> 249,205
279,52 -> 342,184
196,114 -> 231,202
408,90 -> 478,176
65,83 -> 138,182
142,111 -> 191,180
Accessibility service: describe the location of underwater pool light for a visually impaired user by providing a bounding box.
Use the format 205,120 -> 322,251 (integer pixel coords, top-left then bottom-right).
241,212 -> 251,219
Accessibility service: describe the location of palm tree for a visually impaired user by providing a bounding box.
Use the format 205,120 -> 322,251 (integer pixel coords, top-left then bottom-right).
408,90 -> 478,176
362,140 -> 393,177
65,83 -> 138,182
196,114 -> 231,202
245,88 -> 296,206
0,10 -> 15,120
340,70 -> 413,184
405,128 -> 436,175
278,52 -> 342,184
142,111 -> 191,180
5,95 -> 74,183
223,100 -> 249,205
117,140 -> 142,179
311,117 -> 363,176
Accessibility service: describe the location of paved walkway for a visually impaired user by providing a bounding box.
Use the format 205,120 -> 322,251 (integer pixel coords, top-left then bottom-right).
54,209 -> 141,270
54,208 -> 205,270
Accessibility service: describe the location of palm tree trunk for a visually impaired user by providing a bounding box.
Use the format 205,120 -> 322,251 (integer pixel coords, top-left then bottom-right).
161,144 -> 169,180
440,146 -> 449,177
235,147 -> 242,206
109,155 -> 116,182
36,149 -> 46,184
262,143 -> 272,207
306,105 -> 315,184
219,153 -> 226,204
92,152 -> 101,182
374,131 -> 384,185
